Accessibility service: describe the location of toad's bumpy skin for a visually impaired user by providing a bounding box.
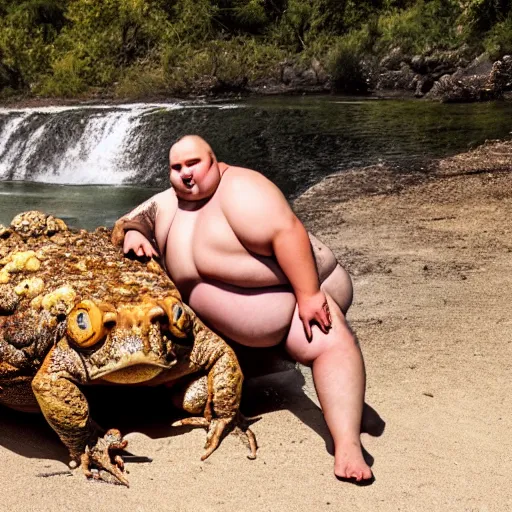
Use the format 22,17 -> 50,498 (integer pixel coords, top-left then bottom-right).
0,211 -> 255,487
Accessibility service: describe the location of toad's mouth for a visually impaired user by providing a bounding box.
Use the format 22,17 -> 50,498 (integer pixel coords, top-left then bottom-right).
99,363 -> 168,384
89,352 -> 177,384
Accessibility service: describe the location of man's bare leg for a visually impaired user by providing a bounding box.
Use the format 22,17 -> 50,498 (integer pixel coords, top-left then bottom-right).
284,292 -> 372,481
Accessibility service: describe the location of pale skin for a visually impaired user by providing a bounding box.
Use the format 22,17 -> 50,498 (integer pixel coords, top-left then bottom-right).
119,135 -> 372,481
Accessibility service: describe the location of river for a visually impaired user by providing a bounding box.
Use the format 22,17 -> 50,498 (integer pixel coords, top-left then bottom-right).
1,96 -> 511,229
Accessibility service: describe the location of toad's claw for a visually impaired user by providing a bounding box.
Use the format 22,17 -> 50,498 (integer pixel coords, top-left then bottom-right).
172,414 -> 258,460
202,417 -> 231,460
80,429 -> 129,487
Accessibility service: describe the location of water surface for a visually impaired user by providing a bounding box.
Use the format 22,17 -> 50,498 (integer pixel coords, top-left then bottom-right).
1,96 -> 511,229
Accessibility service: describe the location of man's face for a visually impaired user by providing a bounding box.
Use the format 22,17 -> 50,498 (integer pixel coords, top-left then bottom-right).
169,139 -> 220,201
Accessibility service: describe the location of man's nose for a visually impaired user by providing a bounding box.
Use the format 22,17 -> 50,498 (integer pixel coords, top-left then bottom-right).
181,167 -> 193,178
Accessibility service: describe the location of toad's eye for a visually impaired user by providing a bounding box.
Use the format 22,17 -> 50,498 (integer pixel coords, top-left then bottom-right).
67,300 -> 116,348
158,297 -> 192,339
173,305 -> 183,322
77,311 -> 90,330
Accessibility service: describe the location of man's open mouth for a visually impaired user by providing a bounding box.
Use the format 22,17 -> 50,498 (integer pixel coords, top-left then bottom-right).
182,177 -> 194,188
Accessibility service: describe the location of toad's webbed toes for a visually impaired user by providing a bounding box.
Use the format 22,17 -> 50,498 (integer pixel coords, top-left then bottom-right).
172,414 -> 258,461
80,429 -> 130,487
201,417 -> 232,460
234,413 -> 259,460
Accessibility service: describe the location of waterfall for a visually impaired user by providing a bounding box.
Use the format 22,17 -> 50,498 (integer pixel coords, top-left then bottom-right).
0,102 -> 240,186
2,97 -> 512,199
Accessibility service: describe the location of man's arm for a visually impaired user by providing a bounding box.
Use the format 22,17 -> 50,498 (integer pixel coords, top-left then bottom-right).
221,170 -> 331,340
111,189 -> 177,258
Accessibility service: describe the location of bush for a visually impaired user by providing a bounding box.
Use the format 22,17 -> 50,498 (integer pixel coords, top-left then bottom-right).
162,37 -> 284,94
376,0 -> 463,54
37,53 -> 88,97
114,65 -> 167,99
484,13 -> 512,59
327,34 -> 371,93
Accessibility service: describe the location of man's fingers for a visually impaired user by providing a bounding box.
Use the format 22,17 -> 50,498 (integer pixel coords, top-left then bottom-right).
302,318 -> 312,342
141,242 -> 157,257
322,301 -> 332,324
323,311 -> 332,329
318,316 -> 330,334
316,310 -> 332,334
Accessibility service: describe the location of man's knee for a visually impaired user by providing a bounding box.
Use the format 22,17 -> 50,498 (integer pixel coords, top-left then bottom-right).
285,315 -> 358,367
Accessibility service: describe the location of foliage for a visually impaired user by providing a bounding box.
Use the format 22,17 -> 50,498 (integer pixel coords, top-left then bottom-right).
458,0 -> 512,34
376,1 -> 464,54
0,0 -> 511,98
326,27 -> 378,93
483,11 -> 512,57
162,37 -> 285,95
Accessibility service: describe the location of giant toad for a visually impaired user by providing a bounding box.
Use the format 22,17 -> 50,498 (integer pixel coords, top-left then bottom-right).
0,211 -> 256,486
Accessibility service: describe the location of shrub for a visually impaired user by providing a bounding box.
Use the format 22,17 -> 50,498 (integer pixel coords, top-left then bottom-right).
162,37 -> 284,94
114,65 -> 167,99
327,34 -> 371,93
484,13 -> 512,59
37,53 -> 88,97
376,0 -> 463,54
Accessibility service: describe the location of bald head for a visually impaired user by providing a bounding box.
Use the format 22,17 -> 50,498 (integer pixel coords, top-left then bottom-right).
170,135 -> 215,161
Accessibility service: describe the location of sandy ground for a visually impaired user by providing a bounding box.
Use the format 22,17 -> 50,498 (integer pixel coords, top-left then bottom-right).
1,141 -> 512,511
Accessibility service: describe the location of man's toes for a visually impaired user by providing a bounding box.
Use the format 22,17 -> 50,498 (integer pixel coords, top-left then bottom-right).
362,466 -> 373,480
335,462 -> 374,484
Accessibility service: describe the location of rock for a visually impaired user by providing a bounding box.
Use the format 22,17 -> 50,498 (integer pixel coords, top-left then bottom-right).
414,75 -> 435,97
281,64 -> 295,85
311,58 -> 328,83
379,47 -> 405,71
377,62 -> 416,91
410,55 -> 426,73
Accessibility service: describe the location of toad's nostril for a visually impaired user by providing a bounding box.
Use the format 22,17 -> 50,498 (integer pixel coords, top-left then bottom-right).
103,311 -> 117,327
148,305 -> 166,323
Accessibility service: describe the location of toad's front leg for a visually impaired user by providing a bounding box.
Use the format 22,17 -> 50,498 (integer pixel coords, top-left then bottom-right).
31,342 -> 129,486
169,308 -> 257,460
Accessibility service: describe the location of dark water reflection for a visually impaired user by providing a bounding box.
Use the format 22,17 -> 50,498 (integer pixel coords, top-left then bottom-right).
1,96 -> 511,229
0,182 -> 159,230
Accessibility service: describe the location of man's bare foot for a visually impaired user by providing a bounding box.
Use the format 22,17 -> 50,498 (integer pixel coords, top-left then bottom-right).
334,441 -> 373,483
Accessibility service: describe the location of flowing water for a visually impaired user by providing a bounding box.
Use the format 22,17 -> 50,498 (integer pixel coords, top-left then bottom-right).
1,96 -> 511,229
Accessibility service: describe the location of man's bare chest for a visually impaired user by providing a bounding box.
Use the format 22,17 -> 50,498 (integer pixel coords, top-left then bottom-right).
165,205 -> 286,289
166,206 -> 245,276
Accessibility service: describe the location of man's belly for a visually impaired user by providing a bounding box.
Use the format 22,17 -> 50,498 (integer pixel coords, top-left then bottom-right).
187,280 -> 296,347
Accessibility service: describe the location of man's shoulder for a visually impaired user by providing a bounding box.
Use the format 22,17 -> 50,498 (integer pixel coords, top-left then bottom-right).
221,165 -> 274,191
219,165 -> 286,217
154,187 -> 177,201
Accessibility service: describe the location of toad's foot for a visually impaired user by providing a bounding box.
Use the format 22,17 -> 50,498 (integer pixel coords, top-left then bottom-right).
80,429 -> 129,487
334,441 -> 373,483
172,413 -> 257,460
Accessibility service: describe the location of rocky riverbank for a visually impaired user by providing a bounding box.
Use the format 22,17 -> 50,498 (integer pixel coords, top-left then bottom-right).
2,48 -> 512,108
248,48 -> 512,103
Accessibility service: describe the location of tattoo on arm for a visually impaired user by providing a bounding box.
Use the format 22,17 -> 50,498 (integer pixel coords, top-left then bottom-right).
111,200 -> 158,250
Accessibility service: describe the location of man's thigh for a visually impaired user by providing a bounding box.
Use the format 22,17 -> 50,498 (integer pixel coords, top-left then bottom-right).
284,294 -> 355,366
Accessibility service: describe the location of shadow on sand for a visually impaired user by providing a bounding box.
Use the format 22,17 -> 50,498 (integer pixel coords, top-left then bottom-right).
0,346 -> 385,478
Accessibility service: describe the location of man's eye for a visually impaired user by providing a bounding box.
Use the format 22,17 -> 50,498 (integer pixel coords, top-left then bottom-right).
171,164 -> 182,171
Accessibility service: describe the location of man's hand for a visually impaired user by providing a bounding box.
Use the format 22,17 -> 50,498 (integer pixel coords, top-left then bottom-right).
297,290 -> 332,341
123,230 -> 158,258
